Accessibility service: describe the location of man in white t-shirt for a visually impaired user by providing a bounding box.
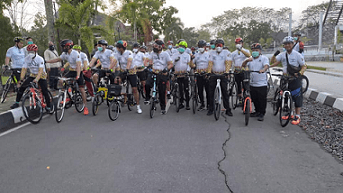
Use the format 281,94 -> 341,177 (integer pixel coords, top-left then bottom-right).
44,41 -> 62,90
242,43 -> 269,121
166,40 -> 178,57
5,37 -> 26,84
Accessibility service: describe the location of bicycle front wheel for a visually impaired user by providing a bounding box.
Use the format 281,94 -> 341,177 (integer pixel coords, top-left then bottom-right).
174,83 -> 180,113
192,85 -> 197,114
230,82 -> 238,110
279,92 -> 293,127
46,90 -> 55,114
55,92 -> 66,123
22,93 -> 43,124
1,77 -> 12,103
74,92 -> 85,113
92,93 -> 101,116
301,75 -> 309,94
108,101 -> 120,121
214,87 -> 221,121
150,100 -> 155,118
272,89 -> 281,116
244,98 -> 251,126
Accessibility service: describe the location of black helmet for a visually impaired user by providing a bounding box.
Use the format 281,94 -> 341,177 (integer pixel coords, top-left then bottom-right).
98,39 -> 108,46
223,46 -> 229,50
293,32 -> 301,36
155,39 -> 165,47
60,39 -> 74,48
177,39 -> 185,44
251,43 -> 262,50
197,40 -> 207,47
14,37 -> 24,43
210,39 -> 216,45
133,42 -> 140,48
140,45 -> 147,50
215,38 -> 225,46
107,45 -> 115,51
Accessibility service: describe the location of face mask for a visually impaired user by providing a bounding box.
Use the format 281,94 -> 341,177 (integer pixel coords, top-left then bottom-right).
28,52 -> 35,58
293,37 -> 298,41
168,45 -> 172,49
206,47 -> 209,51
216,47 -> 222,53
283,48 -> 286,52
211,45 -> 215,49
178,47 -> 185,53
199,48 -> 205,53
28,41 -> 33,45
133,48 -> 138,53
63,48 -> 69,53
252,51 -> 260,58
153,47 -> 159,53
49,45 -> 54,51
98,47 -> 103,52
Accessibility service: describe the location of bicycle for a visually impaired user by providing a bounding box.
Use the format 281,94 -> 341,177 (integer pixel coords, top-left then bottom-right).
271,73 -> 297,127
227,71 -> 238,110
1,67 -> 20,103
171,72 -> 190,113
269,68 -> 309,95
55,77 -> 85,123
21,82 -> 54,124
190,72 -> 199,114
107,83 -> 123,121
121,72 -> 136,111
209,74 -> 229,121
136,67 -> 146,100
149,70 -> 160,118
92,69 -> 114,116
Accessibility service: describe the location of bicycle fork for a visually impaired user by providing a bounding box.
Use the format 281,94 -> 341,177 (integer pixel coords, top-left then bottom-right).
216,79 -> 222,104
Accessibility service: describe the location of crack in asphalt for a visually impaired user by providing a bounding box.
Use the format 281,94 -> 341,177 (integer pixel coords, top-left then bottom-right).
217,112 -> 234,193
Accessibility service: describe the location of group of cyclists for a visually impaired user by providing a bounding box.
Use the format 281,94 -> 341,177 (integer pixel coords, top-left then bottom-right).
3,32 -> 307,125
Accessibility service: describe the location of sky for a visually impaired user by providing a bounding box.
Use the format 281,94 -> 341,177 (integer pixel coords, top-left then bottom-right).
165,0 -> 328,28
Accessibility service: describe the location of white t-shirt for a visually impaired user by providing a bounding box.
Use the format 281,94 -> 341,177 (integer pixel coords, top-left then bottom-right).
80,52 -> 89,68
116,50 -> 134,70
193,52 -> 210,70
185,48 -> 192,55
147,51 -> 172,71
166,48 -> 178,57
93,49 -> 115,69
172,52 -> 191,73
60,50 -> 82,69
6,46 -> 26,69
247,55 -> 269,87
132,51 -> 145,68
23,55 -> 46,75
228,48 -> 250,68
209,50 -> 231,72
276,51 -> 305,74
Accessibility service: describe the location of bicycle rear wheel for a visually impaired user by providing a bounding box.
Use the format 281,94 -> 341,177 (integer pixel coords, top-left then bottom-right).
92,93 -> 101,116
301,75 -> 309,94
55,92 -> 66,123
272,89 -> 281,116
229,82 -> 238,110
1,77 -> 12,103
244,98 -> 251,126
214,87 -> 221,121
150,100 -> 155,118
74,92 -> 85,113
174,83 -> 180,113
22,93 -> 43,124
192,84 -> 197,114
279,92 -> 292,127
108,101 -> 120,121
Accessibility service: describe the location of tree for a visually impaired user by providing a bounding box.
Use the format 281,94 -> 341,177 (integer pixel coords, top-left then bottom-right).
163,18 -> 183,43
0,14 -> 17,66
29,13 -> 48,55
182,27 -> 199,47
197,29 -> 211,42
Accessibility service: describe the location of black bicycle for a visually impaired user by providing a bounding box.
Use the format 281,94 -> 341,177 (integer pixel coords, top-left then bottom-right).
1,67 -> 20,103
108,84 -> 123,121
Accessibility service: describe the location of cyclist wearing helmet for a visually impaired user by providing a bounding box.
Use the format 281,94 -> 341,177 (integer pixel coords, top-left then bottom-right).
11,44 -> 52,110
206,43 -> 211,52
46,39 -> 89,115
133,43 -> 147,97
89,39 -> 118,87
210,39 -> 216,51
293,32 -> 304,55
191,40 -> 210,111
172,41 -> 194,110
144,39 -> 173,114
207,38 -> 233,116
166,40 -> 178,57
270,36 -> 307,125
115,40 -> 142,114
5,37 -> 26,83
242,43 -> 269,121
228,37 -> 251,106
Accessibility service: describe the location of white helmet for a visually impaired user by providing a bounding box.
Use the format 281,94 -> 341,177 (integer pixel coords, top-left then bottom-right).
206,43 -> 210,46
283,36 -> 294,44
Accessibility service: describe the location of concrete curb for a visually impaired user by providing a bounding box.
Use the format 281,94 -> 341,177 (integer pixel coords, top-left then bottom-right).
304,89 -> 343,112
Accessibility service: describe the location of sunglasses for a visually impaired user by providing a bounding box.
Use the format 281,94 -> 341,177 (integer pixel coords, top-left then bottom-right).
216,44 -> 223,47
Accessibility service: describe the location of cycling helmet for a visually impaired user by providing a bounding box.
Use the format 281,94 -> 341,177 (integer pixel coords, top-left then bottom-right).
250,43 -> 262,50
235,37 -> 243,44
14,37 -> 24,43
60,39 -> 74,48
98,39 -> 108,46
223,46 -> 229,50
107,45 -> 115,51
210,39 -> 216,45
198,40 -> 207,47
178,41 -> 188,48
206,43 -> 210,47
133,42 -> 140,48
293,32 -> 301,36
167,40 -> 174,45
191,46 -> 195,51
140,45 -> 147,50
155,39 -> 165,47
27,44 -> 38,52
116,40 -> 128,48
177,39 -> 185,44
215,38 -> 225,46
282,36 -> 294,44
73,45 -> 81,50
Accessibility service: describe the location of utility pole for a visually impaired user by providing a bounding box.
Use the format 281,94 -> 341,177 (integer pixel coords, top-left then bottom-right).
288,9 -> 292,37
319,11 -> 324,52
44,0 -> 55,44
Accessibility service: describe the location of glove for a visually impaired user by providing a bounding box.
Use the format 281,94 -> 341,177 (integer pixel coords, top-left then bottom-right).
274,50 -> 280,56
236,44 -> 242,51
61,68 -> 65,72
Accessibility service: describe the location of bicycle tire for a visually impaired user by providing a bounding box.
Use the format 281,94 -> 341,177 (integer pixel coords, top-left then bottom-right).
65,86 -> 72,109
301,75 -> 309,94
230,82 -> 238,110
1,77 -> 12,103
279,92 -> 292,127
108,101 -> 120,121
192,84 -> 197,114
150,100 -> 155,118
127,94 -> 133,111
214,87 -> 221,121
46,90 -> 55,114
92,93 -> 101,116
22,93 -> 43,124
55,92 -> 66,123
138,83 -> 146,99
74,92 -> 85,113
272,89 -> 281,116
245,98 -> 251,126
175,83 -> 180,113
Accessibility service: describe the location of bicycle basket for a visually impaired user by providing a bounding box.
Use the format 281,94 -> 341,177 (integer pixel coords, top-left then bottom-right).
107,84 -> 122,96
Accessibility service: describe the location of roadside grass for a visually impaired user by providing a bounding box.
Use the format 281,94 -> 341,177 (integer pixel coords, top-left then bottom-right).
307,65 -> 327,71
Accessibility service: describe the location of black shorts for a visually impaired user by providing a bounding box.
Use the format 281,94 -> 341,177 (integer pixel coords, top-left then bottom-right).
137,71 -> 147,81
65,71 -> 85,86
121,74 -> 137,87
98,70 -> 115,84
288,77 -> 303,108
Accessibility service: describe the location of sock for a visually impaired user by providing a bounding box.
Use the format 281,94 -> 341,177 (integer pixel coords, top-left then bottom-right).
167,91 -> 170,94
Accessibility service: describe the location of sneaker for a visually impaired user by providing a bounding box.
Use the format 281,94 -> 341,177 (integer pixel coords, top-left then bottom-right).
282,115 -> 294,120
137,105 -> 142,114
250,112 -> 260,117
84,107 -> 89,115
207,111 -> 213,116
291,116 -> 301,125
167,94 -> 171,99
179,104 -> 185,109
258,114 -> 264,121
225,109 -> 233,116
186,105 -> 190,110
198,104 -> 205,111
161,110 -> 166,115
10,102 -> 19,109
144,100 -> 150,105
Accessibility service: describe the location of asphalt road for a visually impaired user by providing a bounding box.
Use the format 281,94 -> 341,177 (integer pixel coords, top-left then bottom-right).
0,100 -> 343,193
